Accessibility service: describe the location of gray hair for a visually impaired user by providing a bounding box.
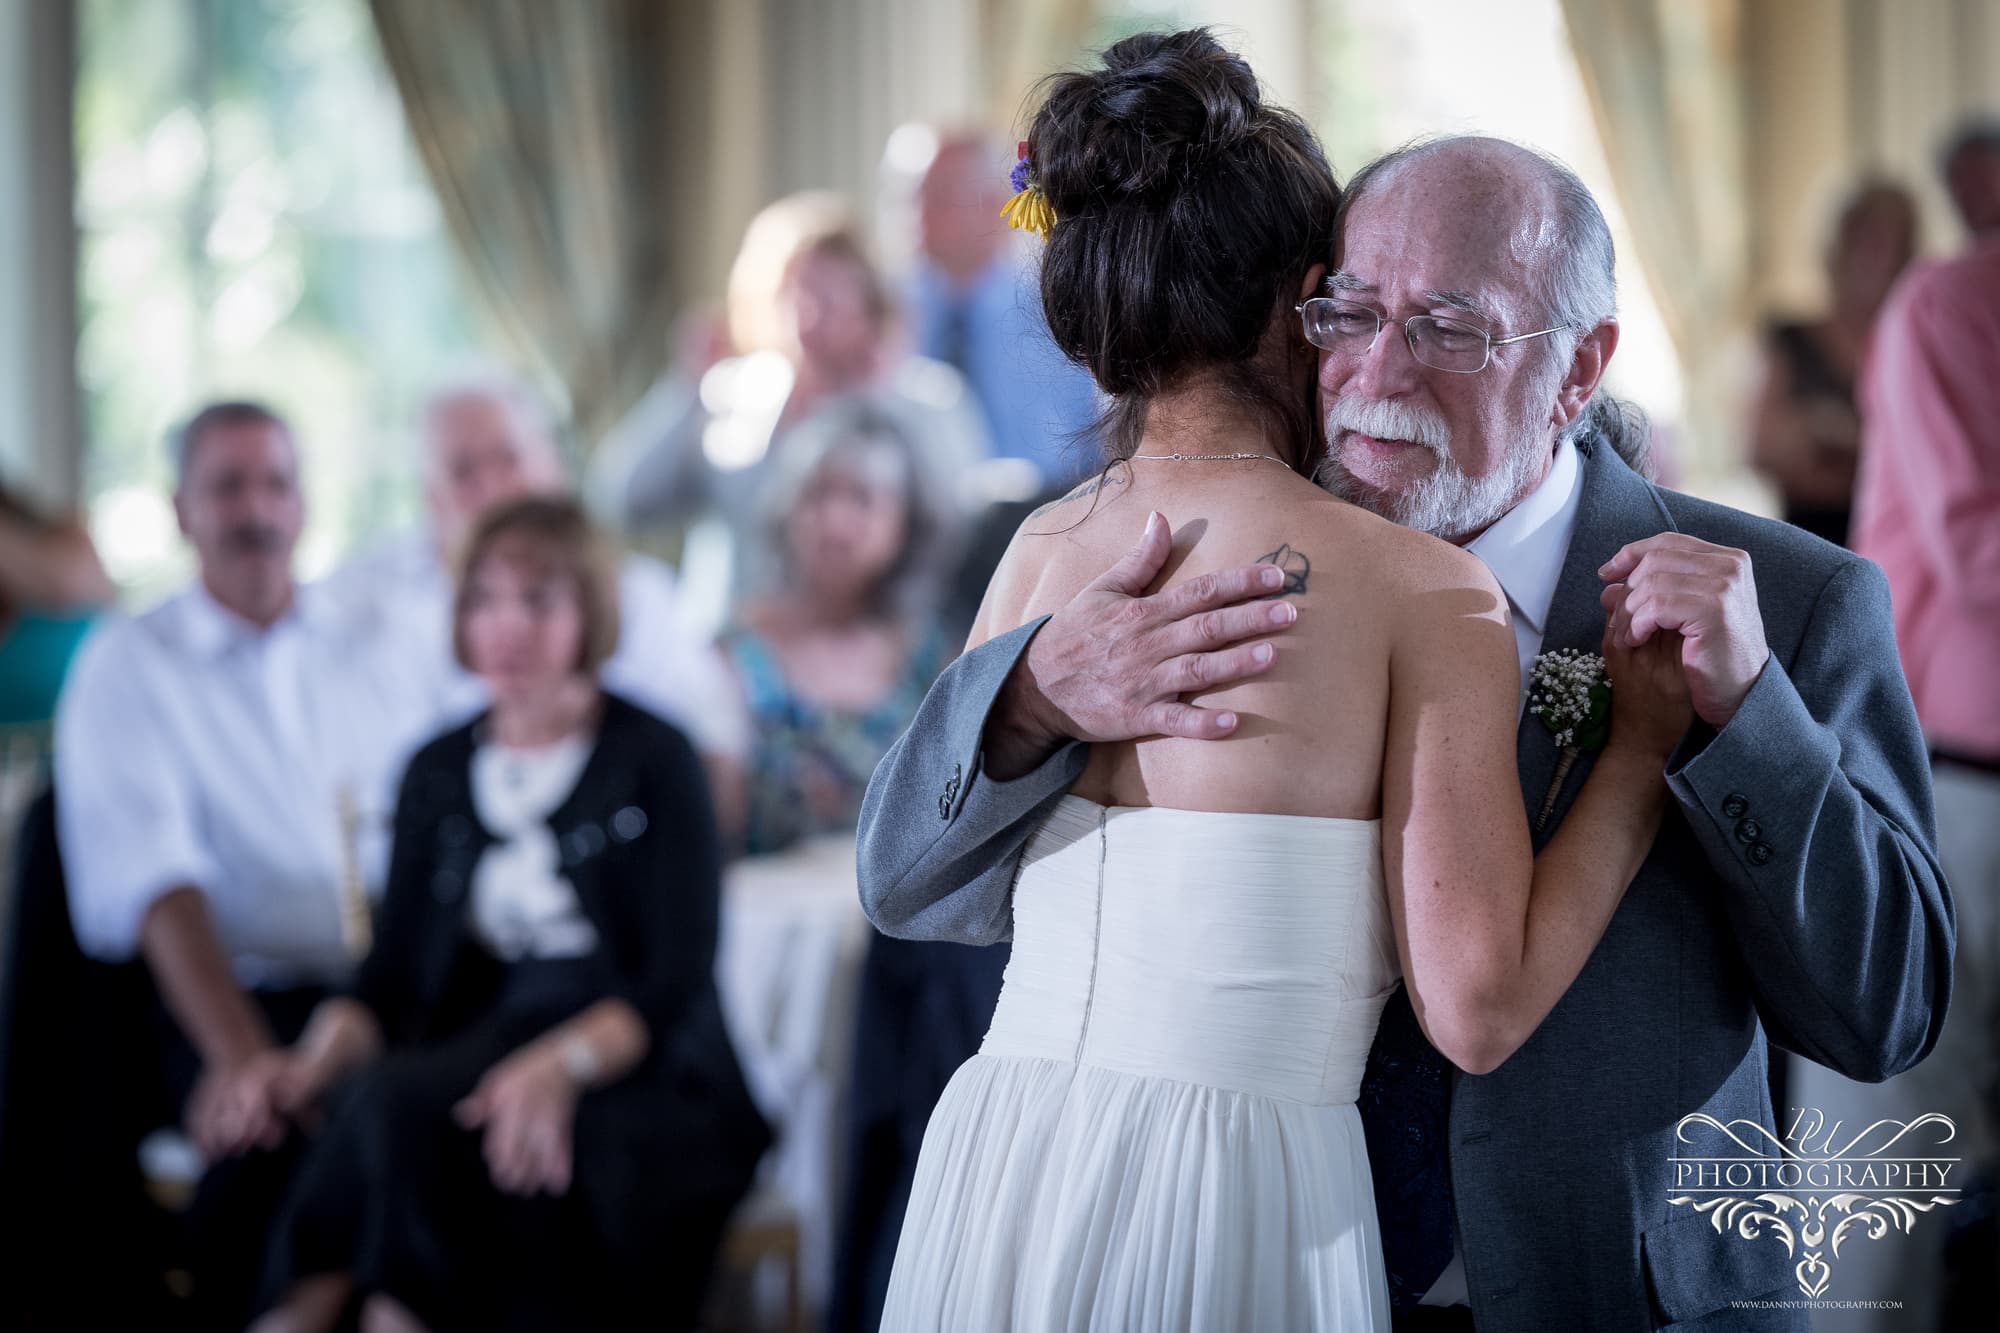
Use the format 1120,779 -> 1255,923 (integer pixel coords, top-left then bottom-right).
1337,136 -> 1650,476
755,395 -> 961,618
419,371 -> 562,467
169,400 -> 292,484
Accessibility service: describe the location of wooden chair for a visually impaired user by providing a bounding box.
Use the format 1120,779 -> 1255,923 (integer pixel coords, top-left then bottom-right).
707,1186 -> 806,1333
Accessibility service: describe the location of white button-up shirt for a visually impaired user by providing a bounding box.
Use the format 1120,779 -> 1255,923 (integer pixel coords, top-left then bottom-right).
54,585 -> 433,988
1465,438 -> 1587,711
317,529 -> 749,758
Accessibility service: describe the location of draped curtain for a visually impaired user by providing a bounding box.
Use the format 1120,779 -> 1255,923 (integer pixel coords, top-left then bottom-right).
367,0 -> 696,445
1557,0 -> 1751,468
982,0 -> 1098,132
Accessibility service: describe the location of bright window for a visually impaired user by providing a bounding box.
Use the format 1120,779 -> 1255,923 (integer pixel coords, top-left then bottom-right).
75,0 -> 493,596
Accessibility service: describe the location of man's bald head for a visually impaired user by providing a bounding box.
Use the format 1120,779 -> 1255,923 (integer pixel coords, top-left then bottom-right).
1314,136 -> 1629,544
917,131 -> 1011,282
1337,136 -> 1618,352
421,377 -> 567,553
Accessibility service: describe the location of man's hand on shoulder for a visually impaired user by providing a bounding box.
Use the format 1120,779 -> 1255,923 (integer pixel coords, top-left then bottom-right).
983,511 -> 1298,780
1599,533 -> 1771,730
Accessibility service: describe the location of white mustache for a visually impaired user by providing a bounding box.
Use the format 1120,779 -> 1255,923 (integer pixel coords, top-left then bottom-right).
1324,394 -> 1452,454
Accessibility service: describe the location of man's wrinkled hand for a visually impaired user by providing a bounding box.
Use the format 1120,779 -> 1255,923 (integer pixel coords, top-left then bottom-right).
985,512 -> 1297,778
1600,534 -> 1770,730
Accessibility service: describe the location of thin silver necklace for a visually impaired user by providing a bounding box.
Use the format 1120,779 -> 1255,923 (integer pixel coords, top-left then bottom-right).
1127,451 -> 1291,466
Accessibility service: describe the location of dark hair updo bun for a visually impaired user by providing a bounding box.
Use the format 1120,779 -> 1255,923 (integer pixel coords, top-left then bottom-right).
1027,28 -> 1340,461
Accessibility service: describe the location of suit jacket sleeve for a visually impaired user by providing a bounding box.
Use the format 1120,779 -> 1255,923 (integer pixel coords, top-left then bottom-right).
1665,556 -> 1953,1079
857,618 -> 1090,944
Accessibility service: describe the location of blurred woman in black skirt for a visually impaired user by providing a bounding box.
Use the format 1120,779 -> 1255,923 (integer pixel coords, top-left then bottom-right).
250,497 -> 768,1332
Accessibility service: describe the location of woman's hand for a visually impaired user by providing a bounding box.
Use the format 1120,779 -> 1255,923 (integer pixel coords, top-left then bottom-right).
454,1044 -> 579,1197
270,998 -> 380,1124
1601,583 -> 1695,759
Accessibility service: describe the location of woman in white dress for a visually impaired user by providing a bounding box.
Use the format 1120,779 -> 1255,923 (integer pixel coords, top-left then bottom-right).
878,28 -> 1692,1333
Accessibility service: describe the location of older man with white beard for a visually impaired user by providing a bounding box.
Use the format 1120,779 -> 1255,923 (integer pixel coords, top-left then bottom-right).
853,136 -> 1951,1332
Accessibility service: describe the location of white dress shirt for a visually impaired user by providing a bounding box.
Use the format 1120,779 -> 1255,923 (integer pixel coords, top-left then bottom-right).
54,585 -> 433,988
1418,437 -> 1586,1308
467,732 -> 599,961
317,529 -> 749,758
1466,438 -> 1587,710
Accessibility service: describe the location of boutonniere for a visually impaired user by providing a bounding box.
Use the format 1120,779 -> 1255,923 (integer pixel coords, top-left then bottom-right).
1527,648 -> 1612,830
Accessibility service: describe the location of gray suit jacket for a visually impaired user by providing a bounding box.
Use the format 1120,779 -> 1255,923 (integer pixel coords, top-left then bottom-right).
856,442 -> 1954,1330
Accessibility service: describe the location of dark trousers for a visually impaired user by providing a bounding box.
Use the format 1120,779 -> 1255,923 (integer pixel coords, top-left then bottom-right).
157,985 -> 325,1331
267,957 -> 747,1333
825,933 -> 1010,1333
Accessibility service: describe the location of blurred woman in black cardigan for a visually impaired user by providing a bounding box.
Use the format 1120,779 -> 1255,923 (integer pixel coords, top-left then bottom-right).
248,497 -> 768,1333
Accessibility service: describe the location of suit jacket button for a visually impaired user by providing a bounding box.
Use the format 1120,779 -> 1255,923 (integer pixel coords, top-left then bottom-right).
1748,841 -> 1774,866
1722,793 -> 1749,819
610,806 -> 648,842
431,868 -> 464,902
939,763 -> 963,822
1735,818 -> 1761,844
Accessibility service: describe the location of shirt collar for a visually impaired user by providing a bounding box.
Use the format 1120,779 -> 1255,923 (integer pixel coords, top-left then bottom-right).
1465,438 -> 1585,636
176,579 -> 317,660
916,256 -> 1014,310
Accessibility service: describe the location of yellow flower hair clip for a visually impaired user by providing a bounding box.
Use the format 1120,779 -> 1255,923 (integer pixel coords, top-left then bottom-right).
1002,140 -> 1056,240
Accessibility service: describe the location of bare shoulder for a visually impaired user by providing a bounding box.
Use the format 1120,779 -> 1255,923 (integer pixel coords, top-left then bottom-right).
1274,492 -> 1497,597
1018,464 -> 1140,532
969,466 -> 1140,645
1274,499 -> 1509,664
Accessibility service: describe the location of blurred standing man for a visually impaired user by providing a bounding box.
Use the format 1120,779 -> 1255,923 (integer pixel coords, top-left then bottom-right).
321,376 -> 749,766
900,130 -> 1104,635
1846,117 -> 2000,1330
55,402 -> 428,1329
905,131 -> 1100,487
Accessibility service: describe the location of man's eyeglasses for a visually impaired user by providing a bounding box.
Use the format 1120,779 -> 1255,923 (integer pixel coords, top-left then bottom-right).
1296,297 -> 1567,374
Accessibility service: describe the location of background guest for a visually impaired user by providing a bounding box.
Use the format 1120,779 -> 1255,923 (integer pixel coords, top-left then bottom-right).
1837,116 -> 2000,1332
713,398 -> 959,855
255,497 -> 769,1333
902,129 -> 1100,488
0,479 -> 112,727
588,194 -> 989,620
1745,179 -> 1916,547
1943,118 -> 2000,237
53,401 -> 428,1330
891,128 -> 1109,634
320,375 -> 749,767
710,398 -> 1009,1333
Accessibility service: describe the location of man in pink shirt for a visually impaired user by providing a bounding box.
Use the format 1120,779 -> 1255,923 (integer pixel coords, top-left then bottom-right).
1857,123 -> 2000,762
1849,118 -> 2000,1328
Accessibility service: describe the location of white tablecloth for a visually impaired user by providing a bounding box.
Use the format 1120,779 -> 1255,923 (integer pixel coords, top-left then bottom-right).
716,834 -> 872,1311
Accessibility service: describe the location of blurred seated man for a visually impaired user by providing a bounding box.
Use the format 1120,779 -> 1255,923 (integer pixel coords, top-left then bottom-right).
53,401 -> 430,1329
320,375 -> 748,765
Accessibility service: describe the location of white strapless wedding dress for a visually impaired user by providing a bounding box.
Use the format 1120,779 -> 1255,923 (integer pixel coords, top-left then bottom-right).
880,795 -> 1400,1333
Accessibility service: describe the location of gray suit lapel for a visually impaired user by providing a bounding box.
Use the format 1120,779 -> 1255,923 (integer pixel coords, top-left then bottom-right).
1518,443 -> 1680,847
